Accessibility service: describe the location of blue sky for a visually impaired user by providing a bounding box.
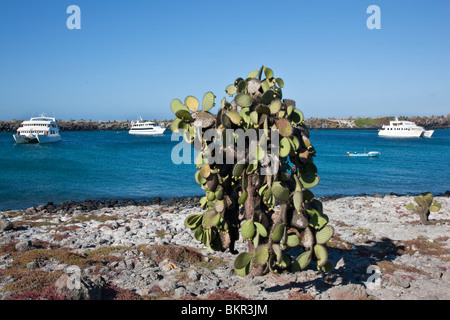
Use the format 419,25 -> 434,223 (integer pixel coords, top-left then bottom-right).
0,0 -> 449,121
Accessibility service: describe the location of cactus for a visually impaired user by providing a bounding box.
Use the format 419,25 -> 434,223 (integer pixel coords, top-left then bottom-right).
405,193 -> 442,225
170,66 -> 335,276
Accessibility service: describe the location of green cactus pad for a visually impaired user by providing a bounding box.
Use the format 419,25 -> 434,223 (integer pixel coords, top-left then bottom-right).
195,170 -> 207,185
263,67 -> 274,79
405,203 -> 415,210
272,181 -> 290,202
185,96 -> 199,112
261,90 -> 275,105
315,225 -> 334,244
314,244 -> 328,268
237,79 -> 247,94
287,234 -> 300,247
290,136 -> 300,152
234,252 -> 252,277
290,109 -> 304,124
299,162 -> 320,188
272,244 -> 283,264
252,245 -> 269,265
235,93 -> 254,108
269,99 -> 282,114
319,261 -> 334,272
239,107 -> 251,124
307,209 -> 328,229
247,70 -> 259,79
261,81 -> 270,93
225,84 -> 237,97
170,99 -> 185,114
194,225 -> 204,242
227,109 -> 241,125
241,219 -> 256,240
272,223 -> 286,243
184,213 -> 203,229
238,190 -> 248,206
254,145 -> 265,161
175,109 -> 193,121
293,191 -> 303,212
215,199 -> 225,213
200,164 -> 211,179
276,118 -> 293,137
215,188 -> 224,200
170,118 -> 182,133
292,251 -> 312,271
232,163 -> 246,179
202,209 -> 218,230
275,78 -> 284,88
250,111 -> 258,125
202,91 -> 215,112
203,229 -> 211,247
254,222 -> 267,237
279,137 -> 291,158
430,204 -> 441,212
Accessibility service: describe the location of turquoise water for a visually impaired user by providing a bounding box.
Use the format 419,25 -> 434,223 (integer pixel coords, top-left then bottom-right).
0,130 -> 449,210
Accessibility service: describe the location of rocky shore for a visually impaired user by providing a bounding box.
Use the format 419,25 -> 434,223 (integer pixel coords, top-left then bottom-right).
1,194 -> 449,301
1,115 -> 449,132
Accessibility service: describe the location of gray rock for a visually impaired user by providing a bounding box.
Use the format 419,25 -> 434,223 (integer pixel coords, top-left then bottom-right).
55,274 -> 105,300
393,275 -> 410,288
158,278 -> 177,292
329,284 -> 367,300
0,219 -> 13,232
15,240 -> 32,252
174,286 -> 188,299
187,269 -> 200,281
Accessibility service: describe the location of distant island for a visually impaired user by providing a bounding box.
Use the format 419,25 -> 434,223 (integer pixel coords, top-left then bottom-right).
1,115 -> 449,132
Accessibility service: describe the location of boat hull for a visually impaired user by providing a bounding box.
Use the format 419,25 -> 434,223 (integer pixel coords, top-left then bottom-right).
13,134 -> 61,144
129,128 -> 166,135
378,130 -> 423,138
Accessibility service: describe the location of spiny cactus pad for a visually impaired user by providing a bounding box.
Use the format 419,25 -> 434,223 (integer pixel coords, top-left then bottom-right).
169,66 -> 335,276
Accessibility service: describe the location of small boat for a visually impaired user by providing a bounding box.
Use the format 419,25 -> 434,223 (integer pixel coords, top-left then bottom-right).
13,114 -> 61,144
378,117 -> 434,138
347,151 -> 381,157
129,117 -> 166,135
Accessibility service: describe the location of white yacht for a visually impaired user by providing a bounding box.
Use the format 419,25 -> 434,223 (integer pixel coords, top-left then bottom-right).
129,117 -> 166,135
13,115 -> 62,144
378,118 -> 434,138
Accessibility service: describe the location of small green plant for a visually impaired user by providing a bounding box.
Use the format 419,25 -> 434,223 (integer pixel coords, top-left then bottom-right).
170,66 -> 334,276
405,193 -> 441,225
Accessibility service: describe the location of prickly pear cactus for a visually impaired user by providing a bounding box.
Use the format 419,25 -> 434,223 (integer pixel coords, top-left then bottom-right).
170,66 -> 335,276
406,193 -> 441,225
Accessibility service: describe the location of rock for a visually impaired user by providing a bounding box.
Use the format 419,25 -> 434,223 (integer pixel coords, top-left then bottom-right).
0,219 -> 13,232
393,275 -> 410,288
187,269 -> 200,281
174,287 -> 188,299
152,197 -> 162,205
55,273 -> 105,300
329,284 -> 368,300
158,278 -> 177,292
15,240 -> 32,252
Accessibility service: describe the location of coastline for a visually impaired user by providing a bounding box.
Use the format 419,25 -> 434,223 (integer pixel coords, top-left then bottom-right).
2,190 -> 449,212
1,193 -> 449,300
1,115 -> 449,132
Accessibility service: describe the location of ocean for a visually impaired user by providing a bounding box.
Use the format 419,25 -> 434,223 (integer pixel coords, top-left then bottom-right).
0,129 -> 449,210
